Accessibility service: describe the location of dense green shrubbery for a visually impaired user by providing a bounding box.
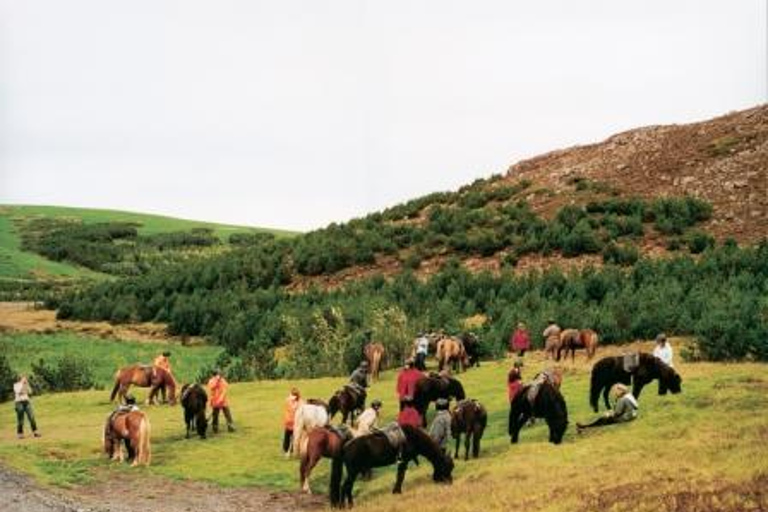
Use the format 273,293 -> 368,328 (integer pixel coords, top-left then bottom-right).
29,354 -> 96,393
0,353 -> 18,402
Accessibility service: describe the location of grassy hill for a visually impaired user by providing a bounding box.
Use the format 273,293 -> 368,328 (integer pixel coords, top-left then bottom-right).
0,339 -> 765,511
0,204 -> 298,282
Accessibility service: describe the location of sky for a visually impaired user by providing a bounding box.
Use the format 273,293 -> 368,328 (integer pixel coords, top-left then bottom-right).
0,1 -> 765,232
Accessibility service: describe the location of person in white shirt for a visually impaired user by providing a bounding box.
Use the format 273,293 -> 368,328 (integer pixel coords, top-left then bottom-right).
13,375 -> 41,439
353,399 -> 382,437
653,333 -> 674,368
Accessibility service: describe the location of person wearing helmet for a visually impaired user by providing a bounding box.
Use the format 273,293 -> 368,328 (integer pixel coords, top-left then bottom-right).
429,398 -> 452,455
354,399 -> 382,436
349,360 -> 370,389
396,358 -> 424,411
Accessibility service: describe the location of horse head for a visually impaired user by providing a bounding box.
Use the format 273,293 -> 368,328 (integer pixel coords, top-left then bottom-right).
328,393 -> 341,419
658,361 -> 682,395
449,377 -> 466,401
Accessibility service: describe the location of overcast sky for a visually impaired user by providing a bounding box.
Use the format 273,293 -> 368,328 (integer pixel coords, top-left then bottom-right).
1,1 -> 765,231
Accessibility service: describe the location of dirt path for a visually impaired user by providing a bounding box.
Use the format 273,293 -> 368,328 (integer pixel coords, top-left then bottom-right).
0,465 -> 326,512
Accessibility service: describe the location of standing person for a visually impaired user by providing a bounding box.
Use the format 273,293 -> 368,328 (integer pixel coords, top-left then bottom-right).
429,398 -> 452,455
13,375 -> 40,439
509,323 -> 531,358
396,358 -> 424,411
354,399 -> 382,436
397,398 -> 422,428
653,333 -> 674,368
282,387 -> 302,457
577,384 -> 638,432
207,369 -> 236,434
414,332 -> 430,371
542,320 -> 562,360
153,350 -> 175,403
507,359 -> 524,403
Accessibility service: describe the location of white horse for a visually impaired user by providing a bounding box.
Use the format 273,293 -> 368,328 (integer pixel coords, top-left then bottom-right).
291,402 -> 330,458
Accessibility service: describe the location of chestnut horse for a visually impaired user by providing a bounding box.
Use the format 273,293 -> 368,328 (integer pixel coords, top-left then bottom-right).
556,329 -> 599,362
436,336 -> 469,373
110,364 -> 177,405
103,410 -> 152,466
328,386 -> 366,425
363,343 -> 385,382
299,425 -> 353,493
451,399 -> 487,460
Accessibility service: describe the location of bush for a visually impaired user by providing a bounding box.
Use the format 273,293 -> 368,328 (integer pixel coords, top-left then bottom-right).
29,354 -> 96,393
0,354 -> 18,403
687,231 -> 715,254
603,243 -> 640,266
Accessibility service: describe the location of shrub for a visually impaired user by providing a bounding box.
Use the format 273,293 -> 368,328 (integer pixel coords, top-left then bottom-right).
29,354 -> 96,393
603,243 -> 640,266
0,354 -> 18,403
687,231 -> 715,254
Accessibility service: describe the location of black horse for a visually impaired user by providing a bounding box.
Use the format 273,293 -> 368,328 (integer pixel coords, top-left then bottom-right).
328,386 -> 366,425
180,383 -> 208,439
329,424 -> 454,508
451,399 -> 487,460
458,332 -> 481,368
509,381 -> 568,445
413,374 -> 466,426
589,353 -> 682,412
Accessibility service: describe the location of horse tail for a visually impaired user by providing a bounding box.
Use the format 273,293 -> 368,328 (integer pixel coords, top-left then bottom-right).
589,363 -> 602,412
138,414 -> 151,466
110,371 -> 122,402
329,455 -> 344,507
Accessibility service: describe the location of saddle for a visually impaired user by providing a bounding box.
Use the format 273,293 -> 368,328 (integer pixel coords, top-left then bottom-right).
327,424 -> 353,443
344,383 -> 366,405
622,353 -> 640,373
375,422 -> 406,451
526,372 -> 553,406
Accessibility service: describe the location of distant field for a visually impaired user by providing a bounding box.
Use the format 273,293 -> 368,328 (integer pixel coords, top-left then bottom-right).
0,340 -> 765,511
0,204 -> 298,280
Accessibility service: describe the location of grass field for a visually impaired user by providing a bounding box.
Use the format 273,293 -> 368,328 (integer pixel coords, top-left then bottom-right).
0,204 -> 298,280
0,338 -> 765,511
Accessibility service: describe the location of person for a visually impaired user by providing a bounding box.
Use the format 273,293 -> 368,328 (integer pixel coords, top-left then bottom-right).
510,322 -> 531,357
542,320 -> 562,360
397,397 -> 422,428
207,369 -> 236,433
653,333 -> 674,368
13,375 -> 40,439
507,359 -> 524,403
577,383 -> 638,432
153,350 -> 174,403
282,387 -> 302,457
428,398 -> 452,455
396,358 -> 424,411
349,361 -> 369,390
116,394 -> 140,413
354,399 -> 382,436
414,332 -> 430,371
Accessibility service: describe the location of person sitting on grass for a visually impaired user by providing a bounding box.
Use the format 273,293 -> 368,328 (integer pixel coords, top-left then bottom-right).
577,383 -> 638,433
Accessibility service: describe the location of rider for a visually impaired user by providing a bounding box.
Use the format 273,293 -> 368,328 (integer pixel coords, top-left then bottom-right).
354,399 -> 382,436
116,394 -> 140,413
414,332 -> 429,371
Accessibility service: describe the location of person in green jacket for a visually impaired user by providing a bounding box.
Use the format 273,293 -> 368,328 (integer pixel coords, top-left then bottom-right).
576,383 -> 638,432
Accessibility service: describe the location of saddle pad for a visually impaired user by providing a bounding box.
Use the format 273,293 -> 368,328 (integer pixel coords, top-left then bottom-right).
377,422 -> 406,450
622,353 -> 640,373
327,424 -> 353,442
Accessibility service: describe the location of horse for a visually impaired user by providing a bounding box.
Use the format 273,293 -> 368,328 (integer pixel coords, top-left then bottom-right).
180,383 -> 208,439
413,374 -> 466,426
363,343 -> 386,382
292,400 -> 330,457
329,424 -> 454,508
436,336 -> 469,373
110,364 -> 177,405
451,399 -> 487,460
590,352 -> 682,412
299,425 -> 353,493
556,328 -> 599,362
508,380 -> 568,445
328,386 -> 366,425
103,410 -> 152,466
458,332 -> 481,368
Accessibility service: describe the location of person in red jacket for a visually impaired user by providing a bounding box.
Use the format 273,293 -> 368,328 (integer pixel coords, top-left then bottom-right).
509,323 -> 531,357
396,358 -> 424,411
397,398 -> 422,428
507,359 -> 524,403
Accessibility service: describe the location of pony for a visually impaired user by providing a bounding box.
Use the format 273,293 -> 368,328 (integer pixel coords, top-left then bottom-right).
328,386 -> 366,425
590,352 -> 682,412
451,399 -> 487,460
292,400 -> 330,457
556,328 -> 599,362
458,332 -> 481,368
329,424 -> 454,508
436,336 -> 469,373
508,380 -> 568,445
299,425 -> 353,493
103,410 -> 151,466
110,364 -> 177,405
413,374 -> 466,426
363,342 -> 386,382
180,383 -> 208,439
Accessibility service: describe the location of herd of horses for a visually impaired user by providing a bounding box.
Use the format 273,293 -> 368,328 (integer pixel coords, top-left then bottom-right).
100,332 -> 682,508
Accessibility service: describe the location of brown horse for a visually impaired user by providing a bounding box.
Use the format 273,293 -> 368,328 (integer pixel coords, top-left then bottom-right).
300,425 -> 353,493
103,410 -> 152,466
363,343 -> 386,382
436,336 -> 469,373
328,386 -> 366,425
110,365 -> 177,405
451,399 -> 487,460
556,329 -> 599,362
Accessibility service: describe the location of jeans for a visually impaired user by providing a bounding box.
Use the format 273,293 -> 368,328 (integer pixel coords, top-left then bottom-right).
282,429 -> 293,453
15,400 -> 38,435
211,407 -> 234,432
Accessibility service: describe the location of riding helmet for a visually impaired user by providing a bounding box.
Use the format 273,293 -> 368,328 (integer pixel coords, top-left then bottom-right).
371,399 -> 382,409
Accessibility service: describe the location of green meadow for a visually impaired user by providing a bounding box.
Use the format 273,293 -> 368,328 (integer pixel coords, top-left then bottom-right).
0,338 -> 766,511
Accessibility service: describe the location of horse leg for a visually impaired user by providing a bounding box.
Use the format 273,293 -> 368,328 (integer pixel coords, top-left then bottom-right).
464,429 -> 471,460
342,469 -> 358,507
472,427 -> 481,458
602,386 -> 611,410
454,433 -> 461,459
393,461 -> 408,494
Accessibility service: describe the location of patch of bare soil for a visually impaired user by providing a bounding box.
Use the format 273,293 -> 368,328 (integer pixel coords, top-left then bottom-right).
0,302 -> 203,345
0,465 -> 325,512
